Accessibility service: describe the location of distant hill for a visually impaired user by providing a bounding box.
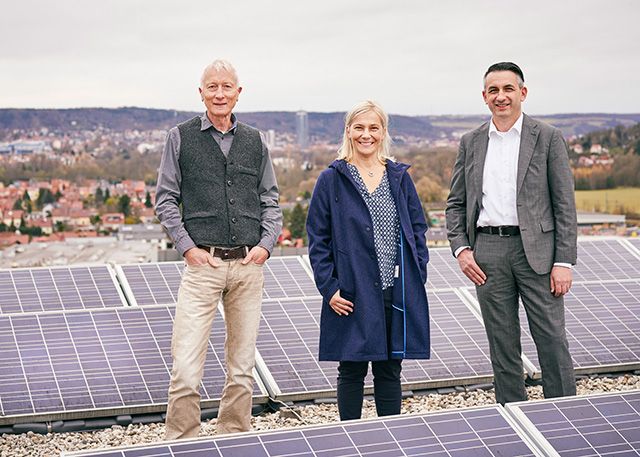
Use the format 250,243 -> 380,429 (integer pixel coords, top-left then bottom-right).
0,107 -> 196,132
0,108 -> 437,143
1,108 -> 639,142
420,113 -> 640,139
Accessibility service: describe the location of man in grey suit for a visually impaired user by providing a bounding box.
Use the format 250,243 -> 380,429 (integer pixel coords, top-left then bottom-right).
446,62 -> 577,405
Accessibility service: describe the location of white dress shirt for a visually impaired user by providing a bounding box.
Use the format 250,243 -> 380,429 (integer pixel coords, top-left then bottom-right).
476,114 -> 523,227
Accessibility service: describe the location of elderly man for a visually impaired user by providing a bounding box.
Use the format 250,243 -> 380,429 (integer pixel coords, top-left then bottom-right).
156,59 -> 282,439
446,62 -> 577,405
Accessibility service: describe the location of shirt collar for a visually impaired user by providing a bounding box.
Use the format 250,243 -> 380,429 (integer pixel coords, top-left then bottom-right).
488,112 -> 524,137
200,112 -> 238,134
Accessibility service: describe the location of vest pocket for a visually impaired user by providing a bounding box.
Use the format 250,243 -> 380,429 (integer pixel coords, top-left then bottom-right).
235,170 -> 259,190
183,209 -> 219,220
238,211 -> 260,221
234,164 -> 259,175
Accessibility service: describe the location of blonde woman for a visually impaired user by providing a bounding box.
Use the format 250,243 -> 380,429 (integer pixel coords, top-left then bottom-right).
306,100 -> 430,420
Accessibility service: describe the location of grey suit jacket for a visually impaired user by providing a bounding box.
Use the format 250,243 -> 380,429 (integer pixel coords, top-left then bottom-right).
445,114 -> 577,275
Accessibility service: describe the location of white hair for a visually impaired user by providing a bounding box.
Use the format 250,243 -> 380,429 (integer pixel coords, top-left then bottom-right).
200,59 -> 239,88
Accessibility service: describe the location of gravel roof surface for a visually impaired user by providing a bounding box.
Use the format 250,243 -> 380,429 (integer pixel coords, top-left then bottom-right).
2,373 -> 639,457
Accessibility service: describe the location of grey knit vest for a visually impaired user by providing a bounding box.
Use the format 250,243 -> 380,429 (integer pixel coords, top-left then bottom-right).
178,117 -> 262,248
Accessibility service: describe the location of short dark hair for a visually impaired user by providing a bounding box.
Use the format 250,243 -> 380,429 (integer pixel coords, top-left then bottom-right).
483,62 -> 525,87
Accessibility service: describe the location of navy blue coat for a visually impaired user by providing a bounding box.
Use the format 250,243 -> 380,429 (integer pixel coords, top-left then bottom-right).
306,159 -> 430,361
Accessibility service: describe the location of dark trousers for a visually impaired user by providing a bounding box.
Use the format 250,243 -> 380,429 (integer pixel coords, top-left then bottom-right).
474,233 -> 576,405
337,288 -> 402,420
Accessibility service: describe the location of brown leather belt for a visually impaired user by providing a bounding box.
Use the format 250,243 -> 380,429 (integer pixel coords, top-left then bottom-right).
197,245 -> 250,260
477,226 -> 520,237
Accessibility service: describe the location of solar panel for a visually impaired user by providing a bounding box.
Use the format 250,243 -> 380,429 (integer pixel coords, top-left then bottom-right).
554,280 -> 640,374
403,288 -> 495,387
507,390 -> 640,456
627,237 -> 640,254
573,238 -> 640,282
116,257 -> 318,307
115,262 -> 183,306
0,265 -> 127,314
426,247 -> 472,289
464,280 -> 640,378
256,289 -> 495,402
261,256 -> 318,300
453,288 -> 540,378
63,405 -> 544,457
254,296 -> 334,400
0,306 -> 267,425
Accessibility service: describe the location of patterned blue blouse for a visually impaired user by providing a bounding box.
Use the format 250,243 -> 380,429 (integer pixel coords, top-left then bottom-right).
347,162 -> 400,290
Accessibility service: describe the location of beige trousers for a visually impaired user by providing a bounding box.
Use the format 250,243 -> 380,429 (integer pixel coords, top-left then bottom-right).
165,259 -> 264,440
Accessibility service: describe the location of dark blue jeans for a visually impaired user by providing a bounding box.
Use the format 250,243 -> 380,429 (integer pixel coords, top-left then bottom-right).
337,288 -> 402,420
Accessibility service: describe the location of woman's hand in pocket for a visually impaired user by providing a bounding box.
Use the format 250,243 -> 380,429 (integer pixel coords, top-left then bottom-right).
329,290 -> 354,316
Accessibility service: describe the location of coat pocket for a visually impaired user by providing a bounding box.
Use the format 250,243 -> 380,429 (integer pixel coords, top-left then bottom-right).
540,219 -> 555,233
336,248 -> 356,300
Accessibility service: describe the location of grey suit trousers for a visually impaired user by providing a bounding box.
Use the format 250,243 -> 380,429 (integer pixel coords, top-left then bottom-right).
474,232 -> 576,404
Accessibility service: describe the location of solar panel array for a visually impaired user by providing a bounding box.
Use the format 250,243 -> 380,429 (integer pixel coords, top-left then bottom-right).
573,238 -> 640,282
460,238 -> 640,378
425,238 -> 640,289
0,306 -> 266,424
565,280 -> 640,372
0,256 -> 318,424
64,405 -> 544,457
507,390 -> 640,456
0,265 -> 127,314
116,257 -> 317,306
255,290 -> 495,401
465,278 -> 640,378
427,238 -> 640,289
1,238 -> 639,428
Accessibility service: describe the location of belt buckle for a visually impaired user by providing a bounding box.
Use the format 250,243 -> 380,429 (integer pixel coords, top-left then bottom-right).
213,247 -> 231,260
498,226 -> 510,237
216,246 -> 248,261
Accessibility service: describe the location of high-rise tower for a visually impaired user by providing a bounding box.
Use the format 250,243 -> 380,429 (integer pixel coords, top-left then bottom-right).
296,111 -> 309,151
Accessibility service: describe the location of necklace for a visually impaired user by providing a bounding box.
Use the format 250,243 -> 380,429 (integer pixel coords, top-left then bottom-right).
353,162 -> 377,177
349,159 -> 380,178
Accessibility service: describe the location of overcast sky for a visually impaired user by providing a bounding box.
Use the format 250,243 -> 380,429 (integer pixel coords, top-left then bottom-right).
1,0 -> 638,116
